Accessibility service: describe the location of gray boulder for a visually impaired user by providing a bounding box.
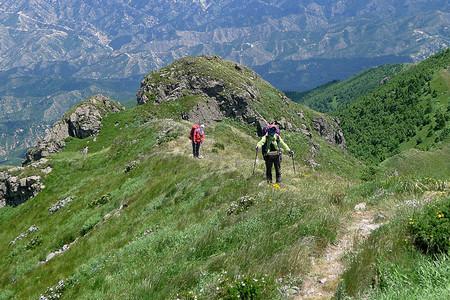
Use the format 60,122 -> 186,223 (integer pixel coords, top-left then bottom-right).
256,119 -> 268,137
24,95 -> 123,165
312,116 -> 346,149
0,172 -> 44,207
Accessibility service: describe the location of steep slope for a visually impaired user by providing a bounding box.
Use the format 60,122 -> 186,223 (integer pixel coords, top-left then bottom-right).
0,57 -> 364,299
337,143 -> 450,300
336,49 -> 450,163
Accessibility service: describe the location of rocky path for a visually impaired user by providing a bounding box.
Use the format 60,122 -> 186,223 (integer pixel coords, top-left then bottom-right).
296,204 -> 382,300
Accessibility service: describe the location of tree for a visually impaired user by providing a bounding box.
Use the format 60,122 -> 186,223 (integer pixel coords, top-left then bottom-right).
434,109 -> 447,130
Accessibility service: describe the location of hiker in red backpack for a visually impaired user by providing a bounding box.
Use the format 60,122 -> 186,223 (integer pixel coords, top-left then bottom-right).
189,124 -> 205,159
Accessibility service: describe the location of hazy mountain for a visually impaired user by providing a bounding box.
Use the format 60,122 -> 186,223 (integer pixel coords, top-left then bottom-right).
0,0 -> 448,84
0,0 -> 449,163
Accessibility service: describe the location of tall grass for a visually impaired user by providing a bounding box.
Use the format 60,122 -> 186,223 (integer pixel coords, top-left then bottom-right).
0,101 -> 362,299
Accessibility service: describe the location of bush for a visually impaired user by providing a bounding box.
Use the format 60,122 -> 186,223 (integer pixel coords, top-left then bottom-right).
56,232 -> 77,249
329,191 -> 346,205
88,194 -> 111,208
409,199 -> 450,254
25,236 -> 42,250
434,109 -> 447,130
217,274 -> 273,300
360,166 -> 378,181
438,128 -> 450,141
80,215 -> 102,236
213,142 -> 225,151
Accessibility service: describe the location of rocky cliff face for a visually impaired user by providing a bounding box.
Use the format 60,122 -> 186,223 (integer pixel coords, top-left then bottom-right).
24,95 -> 123,165
0,95 -> 123,208
0,172 -> 43,207
313,116 -> 346,149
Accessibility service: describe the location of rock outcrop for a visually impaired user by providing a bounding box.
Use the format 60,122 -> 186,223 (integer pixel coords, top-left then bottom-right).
9,225 -> 39,246
137,56 -> 261,124
0,172 -> 43,207
24,95 -> 123,165
312,116 -> 346,149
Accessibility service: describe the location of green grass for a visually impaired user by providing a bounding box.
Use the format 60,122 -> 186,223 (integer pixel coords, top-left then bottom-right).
337,146 -> 450,300
4,54 -> 449,300
0,95 -> 364,299
381,142 -> 450,178
338,198 -> 450,300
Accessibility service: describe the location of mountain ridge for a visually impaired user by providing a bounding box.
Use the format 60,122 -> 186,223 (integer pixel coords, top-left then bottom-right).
0,56 -> 362,299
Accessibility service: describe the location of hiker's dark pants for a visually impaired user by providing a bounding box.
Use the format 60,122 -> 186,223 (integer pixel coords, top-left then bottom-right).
192,142 -> 201,157
264,154 -> 282,183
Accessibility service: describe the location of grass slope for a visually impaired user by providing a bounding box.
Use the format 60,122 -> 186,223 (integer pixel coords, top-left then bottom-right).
336,138 -> 450,299
0,59 -> 364,299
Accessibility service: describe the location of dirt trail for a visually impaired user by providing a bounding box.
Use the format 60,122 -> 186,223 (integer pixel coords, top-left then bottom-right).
296,206 -> 382,300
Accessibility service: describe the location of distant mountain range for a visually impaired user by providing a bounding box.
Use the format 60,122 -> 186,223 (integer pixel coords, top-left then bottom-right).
1,0 -> 449,87
0,0 -> 449,163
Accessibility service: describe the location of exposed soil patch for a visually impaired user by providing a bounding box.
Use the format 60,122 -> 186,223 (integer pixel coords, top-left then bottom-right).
296,206 -> 382,299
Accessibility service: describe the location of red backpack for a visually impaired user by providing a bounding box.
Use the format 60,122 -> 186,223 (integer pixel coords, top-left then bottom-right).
190,124 -> 205,143
190,124 -> 200,140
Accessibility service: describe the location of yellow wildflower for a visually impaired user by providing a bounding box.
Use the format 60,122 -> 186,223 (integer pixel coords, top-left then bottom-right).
272,183 -> 281,190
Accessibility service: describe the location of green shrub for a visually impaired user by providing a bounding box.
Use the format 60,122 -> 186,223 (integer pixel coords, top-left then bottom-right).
80,215 -> 102,236
217,274 -> 273,300
360,166 -> 378,181
88,194 -> 111,208
329,190 -> 346,205
56,232 -> 77,249
213,142 -> 225,151
409,199 -> 450,254
438,128 -> 450,142
434,109 -> 447,130
25,236 -> 42,250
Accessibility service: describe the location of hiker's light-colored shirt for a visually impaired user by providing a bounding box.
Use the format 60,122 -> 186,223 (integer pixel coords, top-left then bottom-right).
257,134 -> 291,152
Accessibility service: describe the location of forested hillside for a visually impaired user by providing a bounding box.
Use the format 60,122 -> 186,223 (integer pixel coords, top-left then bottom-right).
287,64 -> 405,112
337,49 -> 450,163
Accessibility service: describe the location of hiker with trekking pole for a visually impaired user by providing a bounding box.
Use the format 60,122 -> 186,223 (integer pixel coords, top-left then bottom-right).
255,124 -> 294,184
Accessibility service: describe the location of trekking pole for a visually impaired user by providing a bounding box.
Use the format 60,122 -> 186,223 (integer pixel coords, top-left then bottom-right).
252,149 -> 258,176
291,153 -> 297,175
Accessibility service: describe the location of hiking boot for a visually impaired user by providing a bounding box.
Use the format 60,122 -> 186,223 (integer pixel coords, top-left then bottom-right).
198,155 -> 204,159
